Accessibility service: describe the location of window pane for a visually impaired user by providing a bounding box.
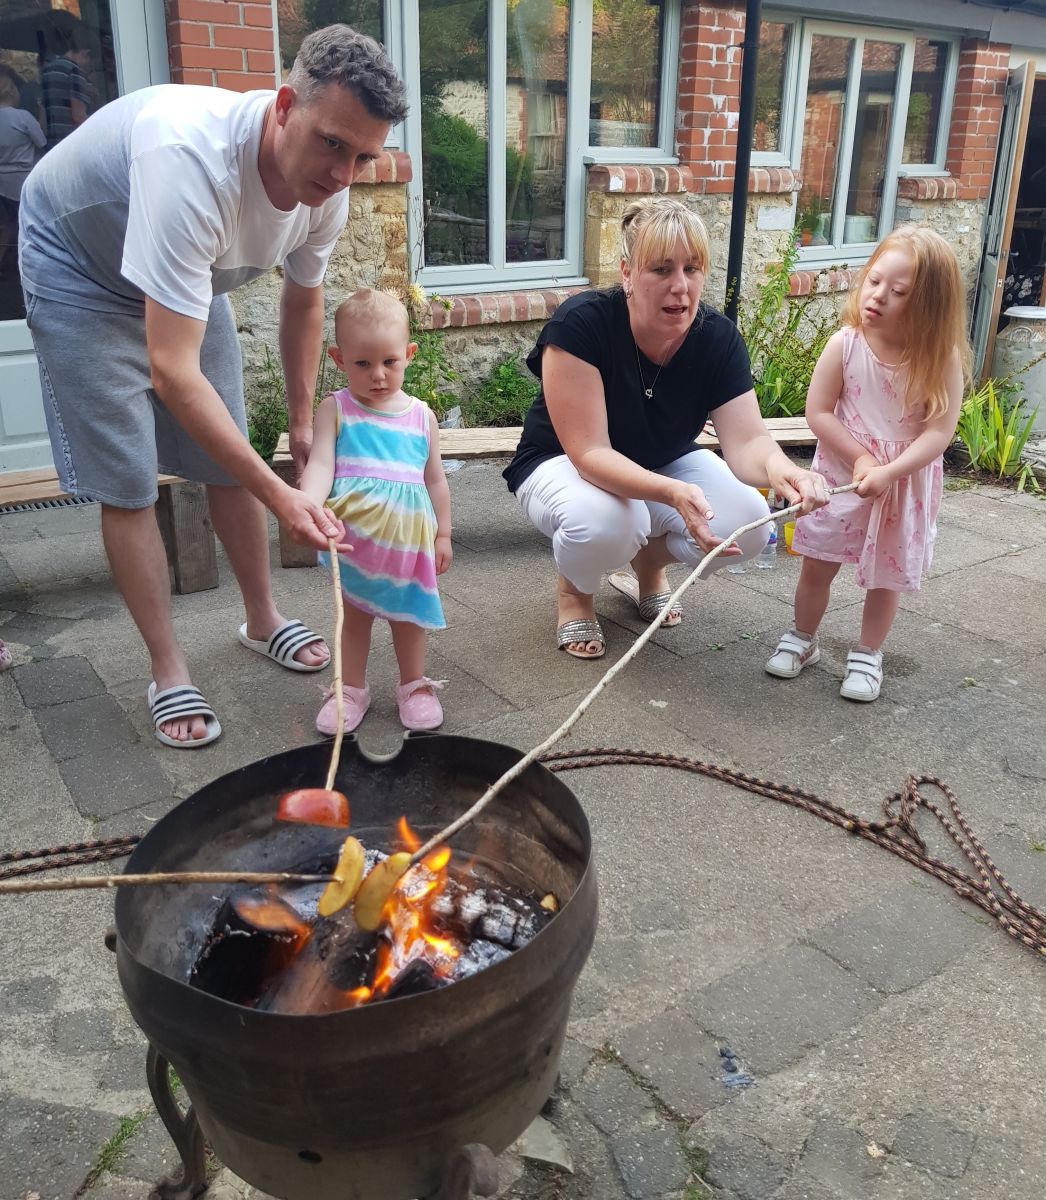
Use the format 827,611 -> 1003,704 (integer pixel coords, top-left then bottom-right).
589,0 -> 664,148
904,38 -> 947,164
506,0 -> 566,263
1,0 -> 119,321
754,20 -> 790,154
278,0 -> 385,78
419,0 -> 489,266
797,35 -> 851,247
843,40 -> 900,243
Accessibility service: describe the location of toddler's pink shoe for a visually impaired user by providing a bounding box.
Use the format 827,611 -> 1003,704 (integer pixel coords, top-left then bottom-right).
395,677 -> 446,731
315,683 -> 371,736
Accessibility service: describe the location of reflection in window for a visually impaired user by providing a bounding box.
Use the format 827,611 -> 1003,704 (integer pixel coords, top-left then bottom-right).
420,0 -> 489,267
797,35 -> 850,247
1,2 -> 118,320
754,20 -> 790,154
589,0 -> 664,148
844,40 -> 899,243
277,0 -> 384,77
506,0 -> 566,262
904,38 -> 948,164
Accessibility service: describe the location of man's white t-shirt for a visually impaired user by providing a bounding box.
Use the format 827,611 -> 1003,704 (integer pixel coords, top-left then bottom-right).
20,85 -> 349,320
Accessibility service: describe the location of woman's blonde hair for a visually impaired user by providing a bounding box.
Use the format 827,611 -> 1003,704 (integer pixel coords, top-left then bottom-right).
841,225 -> 972,419
0,74 -> 18,107
621,197 -> 710,276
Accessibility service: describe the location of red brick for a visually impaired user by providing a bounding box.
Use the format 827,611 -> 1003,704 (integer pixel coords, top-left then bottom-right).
214,25 -> 274,49
168,21 -> 211,46
247,49 -> 275,73
216,71 -> 277,90
243,5 -> 273,25
174,45 -> 244,70
174,0 -> 243,23
176,68 -> 215,85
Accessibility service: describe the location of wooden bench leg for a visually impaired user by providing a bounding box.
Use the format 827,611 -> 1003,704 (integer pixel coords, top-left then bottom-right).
271,455 -> 318,569
156,481 -> 219,595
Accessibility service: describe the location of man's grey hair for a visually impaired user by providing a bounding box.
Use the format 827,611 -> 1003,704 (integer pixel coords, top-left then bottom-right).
287,25 -> 408,125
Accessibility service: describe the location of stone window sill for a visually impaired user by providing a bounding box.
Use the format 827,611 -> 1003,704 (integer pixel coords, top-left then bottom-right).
421,287 -> 587,330
788,268 -> 857,297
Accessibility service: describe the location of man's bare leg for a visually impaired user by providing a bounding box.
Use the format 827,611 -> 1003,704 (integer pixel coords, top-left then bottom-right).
206,484 -> 329,667
101,504 -> 206,742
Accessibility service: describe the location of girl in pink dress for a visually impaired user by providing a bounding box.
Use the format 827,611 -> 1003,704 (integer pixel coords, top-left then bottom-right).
765,226 -> 971,702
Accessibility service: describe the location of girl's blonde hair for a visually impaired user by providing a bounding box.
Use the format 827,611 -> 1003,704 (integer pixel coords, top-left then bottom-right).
0,74 -> 19,107
621,197 -> 710,276
841,225 -> 972,419
334,287 -> 410,345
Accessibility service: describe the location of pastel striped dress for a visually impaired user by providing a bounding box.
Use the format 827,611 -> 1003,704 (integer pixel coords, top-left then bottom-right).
319,388 -> 445,629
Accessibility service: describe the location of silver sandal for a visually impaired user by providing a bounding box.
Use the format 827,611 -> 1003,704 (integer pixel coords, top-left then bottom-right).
556,618 -> 606,659
607,571 -> 682,627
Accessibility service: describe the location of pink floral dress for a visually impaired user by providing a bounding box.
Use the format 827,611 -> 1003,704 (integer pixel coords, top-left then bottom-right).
793,326 -> 941,593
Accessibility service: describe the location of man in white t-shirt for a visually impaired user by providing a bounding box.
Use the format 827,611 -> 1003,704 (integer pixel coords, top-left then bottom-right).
18,25 -> 408,748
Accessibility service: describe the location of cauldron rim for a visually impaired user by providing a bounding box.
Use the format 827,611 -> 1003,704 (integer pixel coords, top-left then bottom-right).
115,732 -> 594,1023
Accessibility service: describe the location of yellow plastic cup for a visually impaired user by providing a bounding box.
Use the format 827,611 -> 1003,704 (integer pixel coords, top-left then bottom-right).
783,520 -> 800,556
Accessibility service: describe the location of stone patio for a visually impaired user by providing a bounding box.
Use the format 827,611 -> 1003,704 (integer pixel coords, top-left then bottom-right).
1,463 -> 1045,1200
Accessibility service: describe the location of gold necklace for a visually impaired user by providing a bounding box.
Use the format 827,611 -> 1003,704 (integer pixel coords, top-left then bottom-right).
634,339 -> 667,400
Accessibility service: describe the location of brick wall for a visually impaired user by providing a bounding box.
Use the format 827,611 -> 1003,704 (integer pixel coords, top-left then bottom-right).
165,0 -> 278,90
676,0 -> 744,194
945,39 -> 1008,200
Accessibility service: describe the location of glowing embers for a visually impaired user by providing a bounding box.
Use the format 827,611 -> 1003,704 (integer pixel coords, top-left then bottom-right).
189,818 -> 553,1014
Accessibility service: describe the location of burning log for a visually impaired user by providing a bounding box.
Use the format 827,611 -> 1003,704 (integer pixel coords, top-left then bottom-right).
255,908 -> 379,1014
190,889 -> 309,1007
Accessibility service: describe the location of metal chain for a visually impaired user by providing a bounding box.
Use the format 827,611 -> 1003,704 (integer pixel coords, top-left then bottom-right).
539,749 -> 1046,959
4,752 -> 1042,961
0,836 -> 140,882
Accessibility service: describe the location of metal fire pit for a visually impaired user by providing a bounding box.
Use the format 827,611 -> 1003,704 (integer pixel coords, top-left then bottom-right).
112,733 -> 598,1200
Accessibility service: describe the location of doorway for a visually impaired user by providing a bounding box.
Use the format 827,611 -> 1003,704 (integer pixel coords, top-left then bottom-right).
0,0 -> 167,471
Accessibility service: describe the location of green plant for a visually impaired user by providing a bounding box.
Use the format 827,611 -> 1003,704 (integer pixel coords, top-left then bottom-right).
738,235 -> 836,419
955,377 -> 1042,493
462,353 -> 538,427
404,301 -> 461,422
247,340 -> 335,463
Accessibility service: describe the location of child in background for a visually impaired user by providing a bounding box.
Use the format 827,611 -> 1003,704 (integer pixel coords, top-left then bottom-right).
300,289 -> 452,733
765,225 -> 970,702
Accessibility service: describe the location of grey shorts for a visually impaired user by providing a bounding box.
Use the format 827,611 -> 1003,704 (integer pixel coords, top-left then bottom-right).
24,291 -> 248,508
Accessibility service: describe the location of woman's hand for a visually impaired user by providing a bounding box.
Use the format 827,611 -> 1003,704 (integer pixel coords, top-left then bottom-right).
671,482 -> 741,556
767,461 -> 830,514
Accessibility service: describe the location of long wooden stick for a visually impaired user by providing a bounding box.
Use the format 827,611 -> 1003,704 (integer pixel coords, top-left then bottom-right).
325,536 -> 346,792
0,871 -> 334,896
410,485 -> 858,864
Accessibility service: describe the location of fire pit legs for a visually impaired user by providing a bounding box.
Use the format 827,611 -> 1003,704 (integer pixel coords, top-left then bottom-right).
434,1144 -> 498,1200
145,1044 -> 208,1200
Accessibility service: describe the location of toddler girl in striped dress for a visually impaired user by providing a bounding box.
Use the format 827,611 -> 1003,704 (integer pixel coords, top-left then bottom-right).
300,289 -> 452,734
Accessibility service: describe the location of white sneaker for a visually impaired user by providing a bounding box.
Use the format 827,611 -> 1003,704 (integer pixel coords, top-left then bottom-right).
840,649 -> 883,702
765,631 -> 820,679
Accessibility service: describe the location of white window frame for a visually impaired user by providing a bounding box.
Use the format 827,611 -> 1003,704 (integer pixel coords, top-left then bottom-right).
750,14 -> 801,170
897,33 -> 959,176
760,13 -> 960,264
403,0 -> 679,292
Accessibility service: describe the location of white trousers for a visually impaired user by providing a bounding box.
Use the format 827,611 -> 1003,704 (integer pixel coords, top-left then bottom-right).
515,450 -> 771,595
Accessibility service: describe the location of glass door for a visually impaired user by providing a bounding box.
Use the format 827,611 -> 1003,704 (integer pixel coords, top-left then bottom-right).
0,0 -> 166,470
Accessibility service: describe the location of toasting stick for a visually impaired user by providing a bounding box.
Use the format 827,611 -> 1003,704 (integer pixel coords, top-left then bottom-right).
407,485 -> 859,866
0,871 -> 335,895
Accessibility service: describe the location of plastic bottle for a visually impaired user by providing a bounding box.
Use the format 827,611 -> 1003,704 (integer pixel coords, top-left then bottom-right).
726,556 -> 748,575
755,523 -> 778,569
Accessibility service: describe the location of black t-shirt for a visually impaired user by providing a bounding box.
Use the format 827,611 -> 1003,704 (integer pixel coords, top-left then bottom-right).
502,288 -> 754,493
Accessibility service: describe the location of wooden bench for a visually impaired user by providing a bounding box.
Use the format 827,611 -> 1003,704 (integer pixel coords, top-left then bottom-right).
270,416 -> 815,568
0,469 -> 219,594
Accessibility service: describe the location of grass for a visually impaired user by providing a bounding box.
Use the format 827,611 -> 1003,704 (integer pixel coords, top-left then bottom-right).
76,1108 -> 151,1195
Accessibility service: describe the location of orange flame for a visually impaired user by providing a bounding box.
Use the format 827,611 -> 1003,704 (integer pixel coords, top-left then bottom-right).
370,834 -> 461,998
397,816 -> 422,852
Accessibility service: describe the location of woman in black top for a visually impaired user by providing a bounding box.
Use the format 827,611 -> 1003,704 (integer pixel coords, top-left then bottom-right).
503,197 -> 828,657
